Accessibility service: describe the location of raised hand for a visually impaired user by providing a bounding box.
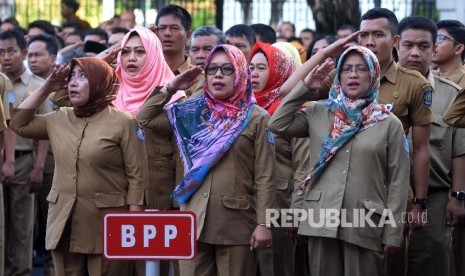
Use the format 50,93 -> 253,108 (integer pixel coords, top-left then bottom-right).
167,66 -> 203,93
321,31 -> 360,59
44,64 -> 71,93
303,58 -> 335,91
97,43 -> 122,64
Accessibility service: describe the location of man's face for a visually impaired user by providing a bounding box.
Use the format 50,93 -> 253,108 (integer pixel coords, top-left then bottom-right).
0,38 -> 26,77
156,15 -> 190,56
226,35 -> 252,62
397,28 -> 434,76
277,23 -> 294,39
300,31 -> 314,48
432,29 -> 463,66
190,35 -> 218,68
28,40 -> 56,78
120,12 -> 136,29
359,17 -> 398,66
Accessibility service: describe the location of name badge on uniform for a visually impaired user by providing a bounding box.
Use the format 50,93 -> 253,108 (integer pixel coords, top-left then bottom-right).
422,84 -> 432,107
267,129 -> 275,145
135,125 -> 145,141
6,91 -> 15,104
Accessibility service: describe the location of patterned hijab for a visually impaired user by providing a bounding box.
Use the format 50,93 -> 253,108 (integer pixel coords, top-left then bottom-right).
297,46 -> 392,195
69,57 -> 118,118
167,45 -> 257,204
250,42 -> 294,115
272,42 -> 302,70
113,27 -> 185,116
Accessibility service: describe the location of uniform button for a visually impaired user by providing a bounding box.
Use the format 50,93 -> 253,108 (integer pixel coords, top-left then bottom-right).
345,149 -> 350,153
342,170 -> 347,175
73,194 -> 76,198
338,192 -> 343,196
203,193 -> 209,198
72,175 -> 76,179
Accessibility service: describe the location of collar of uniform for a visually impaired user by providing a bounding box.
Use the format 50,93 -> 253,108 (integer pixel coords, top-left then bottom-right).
426,70 -> 436,90
383,61 -> 398,84
173,56 -> 191,75
12,69 -> 32,86
445,66 -> 465,86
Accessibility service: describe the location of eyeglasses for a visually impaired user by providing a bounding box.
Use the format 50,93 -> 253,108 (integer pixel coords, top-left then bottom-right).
341,65 -> 370,75
205,64 -> 235,75
436,34 -> 461,45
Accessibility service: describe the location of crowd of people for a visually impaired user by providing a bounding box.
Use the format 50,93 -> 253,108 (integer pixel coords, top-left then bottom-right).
0,1 -> 464,276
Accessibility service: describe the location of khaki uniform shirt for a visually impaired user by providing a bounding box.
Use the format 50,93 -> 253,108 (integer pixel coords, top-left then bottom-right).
269,81 -> 410,252
10,70 -> 50,150
444,89 -> 465,128
0,72 -> 12,127
324,62 -> 433,133
10,107 -> 148,253
425,73 -> 465,191
138,90 -> 277,245
436,67 -> 465,89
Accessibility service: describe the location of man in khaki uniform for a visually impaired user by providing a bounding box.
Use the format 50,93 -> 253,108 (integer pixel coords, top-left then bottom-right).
432,20 -> 465,89
433,20 -> 465,276
444,89 -> 465,128
0,72 -> 12,276
0,29 -> 51,276
278,8 -> 432,276
396,16 -> 465,276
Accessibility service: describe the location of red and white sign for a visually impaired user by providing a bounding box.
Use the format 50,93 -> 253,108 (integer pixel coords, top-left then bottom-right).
103,211 -> 196,260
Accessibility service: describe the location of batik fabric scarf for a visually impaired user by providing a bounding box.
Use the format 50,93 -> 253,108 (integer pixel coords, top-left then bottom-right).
167,45 -> 256,204
297,46 -> 392,195
250,42 -> 294,115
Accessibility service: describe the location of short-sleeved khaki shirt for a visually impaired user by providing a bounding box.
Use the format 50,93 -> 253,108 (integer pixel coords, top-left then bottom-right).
0,72 -> 12,130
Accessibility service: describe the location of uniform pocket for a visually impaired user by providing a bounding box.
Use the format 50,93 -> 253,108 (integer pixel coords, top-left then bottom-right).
304,188 -> 322,201
46,189 -> 59,204
222,196 -> 250,210
363,200 -> 386,215
94,193 -> 125,208
276,176 -> 289,191
430,114 -> 449,149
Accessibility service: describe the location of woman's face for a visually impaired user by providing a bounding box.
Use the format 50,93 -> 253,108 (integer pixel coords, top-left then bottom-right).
206,51 -> 235,100
121,34 -> 147,77
249,52 -> 270,93
311,38 -> 330,56
340,52 -> 371,100
68,65 -> 90,107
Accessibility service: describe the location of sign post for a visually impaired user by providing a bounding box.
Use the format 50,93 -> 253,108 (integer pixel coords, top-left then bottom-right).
103,211 -> 196,276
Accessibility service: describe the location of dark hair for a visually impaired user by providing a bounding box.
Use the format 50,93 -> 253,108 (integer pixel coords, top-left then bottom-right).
28,34 -> 59,55
111,27 -> 130,35
28,20 -> 56,36
60,49 -> 85,64
225,24 -> 256,46
250,23 -> 276,44
337,24 -> 356,33
281,21 -> 296,34
62,20 -> 82,31
300,28 -> 315,35
155,4 -> 192,31
85,28 -> 109,43
437,20 -> 465,61
0,29 -> 27,50
398,16 -> 437,45
306,34 -> 336,60
1,17 -> 19,27
361,8 -> 398,36
68,30 -> 85,40
191,26 -> 226,44
61,0 -> 80,12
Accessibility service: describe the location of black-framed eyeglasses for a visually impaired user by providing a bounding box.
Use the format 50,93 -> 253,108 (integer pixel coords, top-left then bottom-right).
205,64 -> 235,75
341,65 -> 370,76
436,34 -> 461,45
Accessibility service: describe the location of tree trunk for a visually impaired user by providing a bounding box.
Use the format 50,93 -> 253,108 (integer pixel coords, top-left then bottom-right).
270,0 -> 285,29
307,0 -> 361,34
238,0 -> 253,25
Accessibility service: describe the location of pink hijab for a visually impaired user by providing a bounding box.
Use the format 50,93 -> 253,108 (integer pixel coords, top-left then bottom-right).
114,27 -> 185,115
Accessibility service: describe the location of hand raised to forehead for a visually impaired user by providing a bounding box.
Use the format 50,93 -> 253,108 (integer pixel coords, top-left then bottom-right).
97,43 -> 122,64
44,64 -> 71,93
303,58 -> 334,91
321,31 -> 360,59
167,66 -> 203,93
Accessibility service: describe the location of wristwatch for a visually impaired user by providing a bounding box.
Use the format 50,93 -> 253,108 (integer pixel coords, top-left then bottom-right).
451,191 -> 465,201
412,197 -> 429,209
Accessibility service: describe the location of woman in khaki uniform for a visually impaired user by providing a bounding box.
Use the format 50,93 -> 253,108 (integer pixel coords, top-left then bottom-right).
249,42 -> 310,276
138,45 -> 276,276
9,57 -> 148,276
269,46 -> 410,276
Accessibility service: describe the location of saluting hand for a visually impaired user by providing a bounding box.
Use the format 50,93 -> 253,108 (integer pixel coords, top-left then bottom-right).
321,31 -> 360,59
166,66 -> 203,94
44,64 -> 70,93
303,58 -> 334,91
97,43 -> 122,64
